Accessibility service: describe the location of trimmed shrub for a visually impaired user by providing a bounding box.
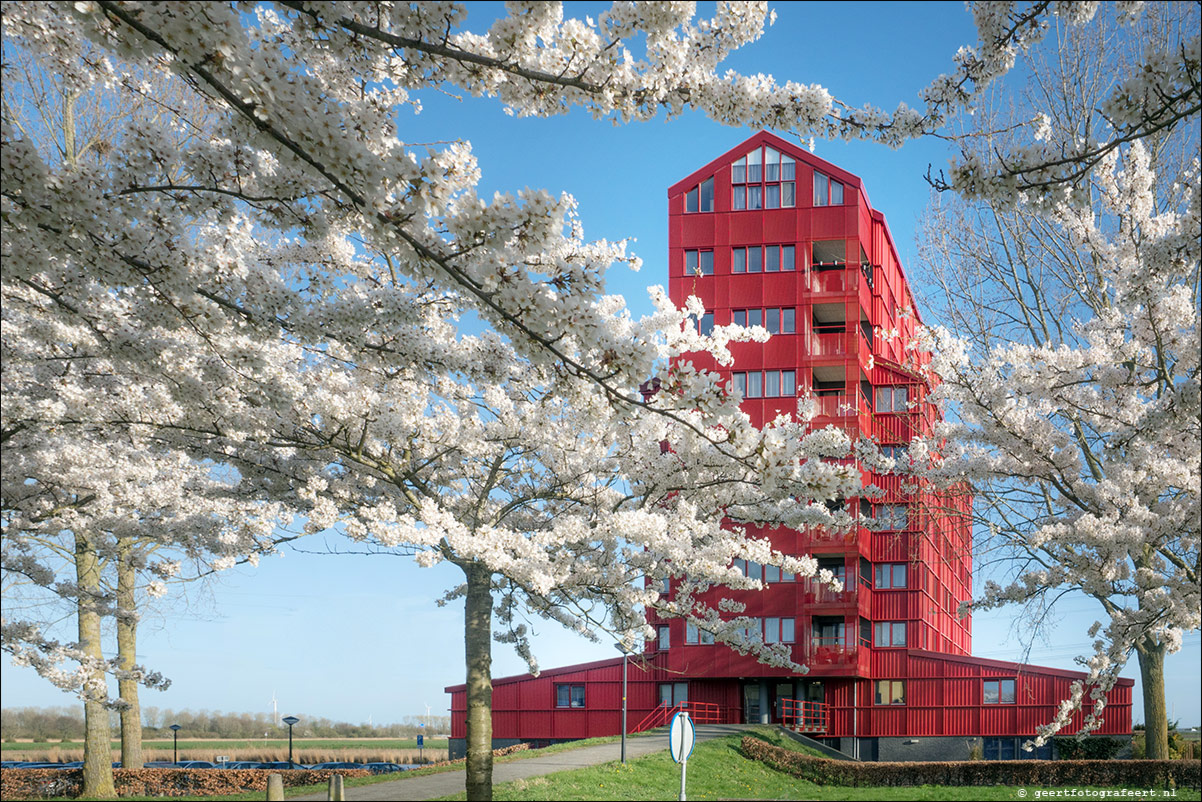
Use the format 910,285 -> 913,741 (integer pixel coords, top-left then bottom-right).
740,737 -> 1201,788
0,767 -> 370,800
1055,737 -> 1126,760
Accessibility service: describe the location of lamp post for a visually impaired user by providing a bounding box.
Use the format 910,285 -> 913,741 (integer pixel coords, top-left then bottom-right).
614,642 -> 635,764
282,716 -> 300,767
169,724 -> 181,765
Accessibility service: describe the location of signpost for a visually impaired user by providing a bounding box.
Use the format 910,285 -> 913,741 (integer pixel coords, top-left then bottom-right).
668,711 -> 695,802
417,733 -> 424,762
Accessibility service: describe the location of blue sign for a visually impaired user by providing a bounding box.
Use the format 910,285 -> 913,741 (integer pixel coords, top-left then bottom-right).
417,734 -> 424,748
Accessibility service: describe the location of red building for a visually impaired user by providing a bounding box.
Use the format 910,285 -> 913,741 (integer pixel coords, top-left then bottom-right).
446,131 -> 1133,761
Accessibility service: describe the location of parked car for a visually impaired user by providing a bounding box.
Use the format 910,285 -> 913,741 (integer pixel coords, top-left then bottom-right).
143,761 -> 175,768
175,761 -> 216,769
256,761 -> 309,770
308,762 -> 364,770
362,762 -> 410,775
56,762 -> 84,769
222,761 -> 262,769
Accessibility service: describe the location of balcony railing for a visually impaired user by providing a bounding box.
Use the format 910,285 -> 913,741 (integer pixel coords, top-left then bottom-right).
812,394 -> 854,418
780,698 -> 829,734
805,637 -> 857,668
810,331 -> 847,356
809,266 -> 846,293
803,579 -> 854,605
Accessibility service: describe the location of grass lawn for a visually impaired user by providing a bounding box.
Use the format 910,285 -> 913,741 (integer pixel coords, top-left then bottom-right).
9,728 -> 1199,801
429,728 -> 1202,802
81,732 -> 661,801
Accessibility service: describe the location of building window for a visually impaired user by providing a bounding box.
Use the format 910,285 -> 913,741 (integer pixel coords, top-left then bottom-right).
698,312 -> 714,336
736,617 -> 764,641
659,682 -> 689,706
732,245 -> 764,273
658,625 -> 671,650
983,679 -> 1017,704
876,504 -> 909,530
873,621 -> 907,648
875,385 -> 909,412
733,147 -> 795,211
731,371 -> 795,399
874,680 -> 905,705
764,617 -> 795,644
556,684 -> 586,708
733,245 -> 794,273
814,172 -> 845,206
763,563 -> 795,583
685,249 -> 713,276
983,737 -> 1017,760
684,177 -> 714,213
686,622 -> 716,644
733,558 -> 764,582
880,445 -> 909,466
875,563 -> 907,589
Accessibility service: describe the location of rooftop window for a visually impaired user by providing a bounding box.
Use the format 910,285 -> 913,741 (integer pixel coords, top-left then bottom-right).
732,146 -> 795,210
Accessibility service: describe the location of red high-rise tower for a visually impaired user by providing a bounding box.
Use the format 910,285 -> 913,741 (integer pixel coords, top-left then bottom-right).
446,132 -> 1132,761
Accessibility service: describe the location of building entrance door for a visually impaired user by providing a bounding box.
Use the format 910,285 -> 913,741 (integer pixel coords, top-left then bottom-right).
742,683 -> 762,724
770,681 -> 796,723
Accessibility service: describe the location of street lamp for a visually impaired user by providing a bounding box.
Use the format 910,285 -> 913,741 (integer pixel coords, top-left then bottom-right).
169,724 -> 181,765
614,642 -> 636,764
282,716 -> 300,767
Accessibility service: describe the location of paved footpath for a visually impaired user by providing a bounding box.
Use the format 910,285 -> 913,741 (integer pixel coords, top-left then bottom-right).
292,724 -> 753,801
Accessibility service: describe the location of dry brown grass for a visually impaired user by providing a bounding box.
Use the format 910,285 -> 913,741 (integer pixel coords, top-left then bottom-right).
12,746 -> 434,765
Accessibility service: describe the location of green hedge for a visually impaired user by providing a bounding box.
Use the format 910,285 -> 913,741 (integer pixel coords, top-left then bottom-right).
0,767 -> 370,800
1055,737 -> 1126,760
741,737 -> 1200,788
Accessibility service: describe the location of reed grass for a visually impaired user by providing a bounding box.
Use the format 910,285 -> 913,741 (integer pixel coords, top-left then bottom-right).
7,745 -> 443,765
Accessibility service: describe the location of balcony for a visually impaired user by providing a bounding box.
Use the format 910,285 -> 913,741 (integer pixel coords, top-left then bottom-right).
804,636 -> 858,669
803,578 -> 855,606
802,525 -> 858,547
811,394 -> 855,418
810,331 -> 848,357
809,266 -> 847,294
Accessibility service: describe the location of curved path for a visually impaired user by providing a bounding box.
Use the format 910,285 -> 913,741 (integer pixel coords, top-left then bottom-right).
292,724 -> 753,801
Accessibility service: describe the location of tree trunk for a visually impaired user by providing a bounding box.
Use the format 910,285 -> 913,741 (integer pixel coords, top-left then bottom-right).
75,532 -> 116,799
1136,634 -> 1169,760
116,539 -> 143,769
463,562 -> 493,801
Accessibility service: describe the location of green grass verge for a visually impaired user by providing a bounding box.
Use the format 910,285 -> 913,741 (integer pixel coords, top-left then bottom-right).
81,731 -> 662,801
430,728 -> 1202,802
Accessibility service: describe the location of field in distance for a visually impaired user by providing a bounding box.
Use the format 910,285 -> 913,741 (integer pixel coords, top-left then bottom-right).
2,738 -> 449,765
1,738 -> 447,751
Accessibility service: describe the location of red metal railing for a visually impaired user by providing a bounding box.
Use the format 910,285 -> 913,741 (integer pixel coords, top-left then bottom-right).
809,266 -> 846,293
810,331 -> 848,356
631,701 -> 726,734
780,698 -> 829,733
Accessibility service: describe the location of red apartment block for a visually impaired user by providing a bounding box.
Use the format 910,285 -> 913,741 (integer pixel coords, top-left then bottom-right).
446,131 -> 1133,761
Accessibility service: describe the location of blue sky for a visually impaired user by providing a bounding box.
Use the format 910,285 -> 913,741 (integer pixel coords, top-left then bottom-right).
3,1 -> 1198,731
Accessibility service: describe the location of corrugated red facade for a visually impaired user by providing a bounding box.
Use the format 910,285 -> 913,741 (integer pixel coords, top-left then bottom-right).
446,131 -> 1133,756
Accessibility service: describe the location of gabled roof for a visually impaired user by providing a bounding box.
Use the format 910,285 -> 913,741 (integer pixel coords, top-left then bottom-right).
667,130 -> 869,209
